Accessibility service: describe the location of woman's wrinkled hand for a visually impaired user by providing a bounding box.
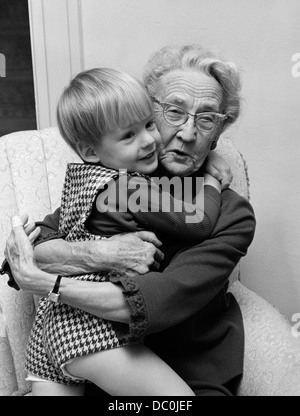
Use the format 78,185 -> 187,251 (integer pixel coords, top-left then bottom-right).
204,150 -> 233,190
104,231 -> 165,277
4,214 -> 41,290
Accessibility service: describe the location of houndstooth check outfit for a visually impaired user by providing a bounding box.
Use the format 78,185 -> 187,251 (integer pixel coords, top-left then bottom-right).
26,163 -> 136,385
26,163 -> 223,385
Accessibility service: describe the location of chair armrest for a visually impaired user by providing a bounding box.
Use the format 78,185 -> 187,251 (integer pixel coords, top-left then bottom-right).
229,281 -> 300,396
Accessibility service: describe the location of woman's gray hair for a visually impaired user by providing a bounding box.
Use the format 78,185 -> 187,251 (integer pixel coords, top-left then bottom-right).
143,44 -> 242,130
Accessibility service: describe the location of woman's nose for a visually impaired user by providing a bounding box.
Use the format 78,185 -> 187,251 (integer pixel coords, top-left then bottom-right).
176,117 -> 197,142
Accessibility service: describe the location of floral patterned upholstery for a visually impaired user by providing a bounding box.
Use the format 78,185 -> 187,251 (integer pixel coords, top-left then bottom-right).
0,127 -> 299,396
0,128 -> 80,396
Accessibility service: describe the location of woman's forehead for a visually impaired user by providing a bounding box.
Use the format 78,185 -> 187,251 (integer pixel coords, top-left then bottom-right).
157,69 -> 223,102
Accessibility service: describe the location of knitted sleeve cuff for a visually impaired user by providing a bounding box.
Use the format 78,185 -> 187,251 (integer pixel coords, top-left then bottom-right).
109,273 -> 148,343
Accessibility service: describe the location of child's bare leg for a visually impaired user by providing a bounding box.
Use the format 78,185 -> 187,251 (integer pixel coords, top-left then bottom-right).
31,380 -> 85,396
65,344 -> 195,396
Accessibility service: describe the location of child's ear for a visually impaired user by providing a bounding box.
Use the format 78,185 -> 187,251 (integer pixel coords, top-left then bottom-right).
77,143 -> 101,163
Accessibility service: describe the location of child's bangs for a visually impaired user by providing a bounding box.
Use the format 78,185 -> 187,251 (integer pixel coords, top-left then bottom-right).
104,86 -> 153,132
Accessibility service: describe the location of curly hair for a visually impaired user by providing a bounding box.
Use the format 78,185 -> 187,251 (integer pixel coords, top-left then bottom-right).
143,44 -> 242,131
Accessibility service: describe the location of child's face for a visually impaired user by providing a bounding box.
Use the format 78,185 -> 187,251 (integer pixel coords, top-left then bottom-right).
94,116 -> 161,174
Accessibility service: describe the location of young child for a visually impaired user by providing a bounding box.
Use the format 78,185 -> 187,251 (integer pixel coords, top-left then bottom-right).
26,68 -> 230,396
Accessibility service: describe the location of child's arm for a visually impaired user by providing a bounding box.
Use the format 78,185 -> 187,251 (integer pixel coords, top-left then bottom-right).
204,150 -> 233,190
96,175 -> 221,243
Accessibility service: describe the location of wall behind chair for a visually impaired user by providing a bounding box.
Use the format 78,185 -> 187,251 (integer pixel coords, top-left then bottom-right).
29,0 -> 300,321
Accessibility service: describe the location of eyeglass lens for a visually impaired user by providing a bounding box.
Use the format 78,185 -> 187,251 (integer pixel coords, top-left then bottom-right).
163,107 -> 221,132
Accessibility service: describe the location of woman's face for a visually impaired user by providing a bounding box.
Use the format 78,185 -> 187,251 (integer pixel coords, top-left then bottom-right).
154,69 -> 223,177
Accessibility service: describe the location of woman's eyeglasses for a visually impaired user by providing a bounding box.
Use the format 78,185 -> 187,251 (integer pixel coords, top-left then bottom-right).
151,97 -> 228,133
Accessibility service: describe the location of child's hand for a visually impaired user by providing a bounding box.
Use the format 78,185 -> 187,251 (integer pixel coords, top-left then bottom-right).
204,150 -> 233,190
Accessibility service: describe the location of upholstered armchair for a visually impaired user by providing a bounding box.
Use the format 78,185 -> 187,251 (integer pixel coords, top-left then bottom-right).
0,127 -> 299,396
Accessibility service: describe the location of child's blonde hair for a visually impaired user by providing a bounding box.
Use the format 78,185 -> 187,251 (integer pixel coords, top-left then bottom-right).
57,68 -> 153,157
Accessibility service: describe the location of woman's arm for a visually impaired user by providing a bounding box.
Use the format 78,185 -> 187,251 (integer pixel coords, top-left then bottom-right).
6,191 -> 255,341
133,189 -> 256,335
33,173 -> 220,273
4,217 -> 132,324
34,233 -> 163,276
33,175 -> 220,274
33,208 -> 164,276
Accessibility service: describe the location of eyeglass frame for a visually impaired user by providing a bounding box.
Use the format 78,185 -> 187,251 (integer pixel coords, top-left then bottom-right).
151,96 -> 228,131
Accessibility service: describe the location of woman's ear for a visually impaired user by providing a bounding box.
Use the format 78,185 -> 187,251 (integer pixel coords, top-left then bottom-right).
77,143 -> 101,164
210,128 -> 223,150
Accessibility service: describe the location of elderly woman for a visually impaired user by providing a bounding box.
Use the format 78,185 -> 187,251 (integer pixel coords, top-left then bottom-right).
5,44 -> 255,396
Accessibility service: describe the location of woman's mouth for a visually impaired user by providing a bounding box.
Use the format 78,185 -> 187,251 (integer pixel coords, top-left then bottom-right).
168,149 -> 189,158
